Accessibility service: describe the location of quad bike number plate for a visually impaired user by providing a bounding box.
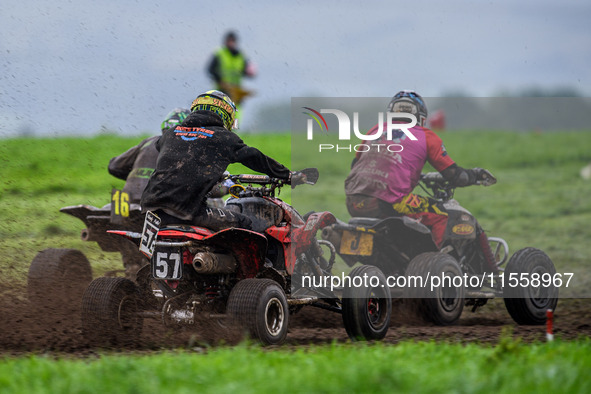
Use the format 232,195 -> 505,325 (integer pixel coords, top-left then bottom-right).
151,247 -> 183,280
340,230 -> 373,256
139,211 -> 161,258
110,188 -> 131,225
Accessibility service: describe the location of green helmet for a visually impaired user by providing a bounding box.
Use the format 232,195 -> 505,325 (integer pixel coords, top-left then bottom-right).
161,108 -> 191,132
191,90 -> 237,130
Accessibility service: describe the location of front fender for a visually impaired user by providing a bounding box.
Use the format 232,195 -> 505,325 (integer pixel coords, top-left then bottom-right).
293,211 -> 336,255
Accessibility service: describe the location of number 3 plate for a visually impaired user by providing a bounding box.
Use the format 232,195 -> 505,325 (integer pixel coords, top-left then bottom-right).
339,230 -> 374,256
152,247 -> 183,280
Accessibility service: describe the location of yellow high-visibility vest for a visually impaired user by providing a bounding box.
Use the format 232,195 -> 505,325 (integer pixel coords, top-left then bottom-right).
216,47 -> 246,86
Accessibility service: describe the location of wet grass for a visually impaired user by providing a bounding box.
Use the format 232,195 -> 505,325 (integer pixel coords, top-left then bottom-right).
1,339 -> 590,393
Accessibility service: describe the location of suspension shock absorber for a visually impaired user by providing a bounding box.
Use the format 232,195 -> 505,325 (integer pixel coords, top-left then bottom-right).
478,230 -> 499,274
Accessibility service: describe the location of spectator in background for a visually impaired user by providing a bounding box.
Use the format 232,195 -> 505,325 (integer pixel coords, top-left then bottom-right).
207,31 -> 256,107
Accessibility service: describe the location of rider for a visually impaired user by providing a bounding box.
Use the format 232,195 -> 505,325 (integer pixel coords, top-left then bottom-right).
344,90 -> 494,248
108,108 -> 192,205
107,108 -> 191,278
140,90 -> 292,231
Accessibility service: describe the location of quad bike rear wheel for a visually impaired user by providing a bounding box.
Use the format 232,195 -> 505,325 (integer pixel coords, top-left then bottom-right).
404,252 -> 465,326
81,277 -> 143,345
342,265 -> 391,341
27,248 -> 93,319
503,247 -> 558,325
227,279 -> 289,346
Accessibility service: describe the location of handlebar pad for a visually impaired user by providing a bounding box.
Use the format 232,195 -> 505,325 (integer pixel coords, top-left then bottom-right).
235,174 -> 272,184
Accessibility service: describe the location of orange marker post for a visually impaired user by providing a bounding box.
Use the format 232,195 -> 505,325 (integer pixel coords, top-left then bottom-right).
546,309 -> 554,341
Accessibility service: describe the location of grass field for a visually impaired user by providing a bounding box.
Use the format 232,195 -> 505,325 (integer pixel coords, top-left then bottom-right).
1,339 -> 590,393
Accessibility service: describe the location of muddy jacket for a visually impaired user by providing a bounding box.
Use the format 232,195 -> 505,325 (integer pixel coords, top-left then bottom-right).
141,111 -> 291,220
108,136 -> 159,203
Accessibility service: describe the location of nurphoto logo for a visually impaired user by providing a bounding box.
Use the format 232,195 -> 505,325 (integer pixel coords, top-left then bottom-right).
303,107 -> 419,152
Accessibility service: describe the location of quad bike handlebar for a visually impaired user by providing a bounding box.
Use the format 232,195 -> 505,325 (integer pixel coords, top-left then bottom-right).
228,168 -> 319,198
420,169 -> 496,201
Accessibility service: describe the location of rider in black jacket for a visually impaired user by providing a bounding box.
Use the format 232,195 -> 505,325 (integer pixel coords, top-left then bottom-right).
108,108 -> 191,204
141,90 -> 291,231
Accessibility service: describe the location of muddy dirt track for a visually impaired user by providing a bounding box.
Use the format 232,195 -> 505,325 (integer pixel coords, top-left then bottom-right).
1,289 -> 590,357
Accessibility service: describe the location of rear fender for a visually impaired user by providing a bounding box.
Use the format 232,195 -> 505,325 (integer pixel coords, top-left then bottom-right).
111,227 -> 268,279
203,228 -> 267,279
365,216 -> 437,254
107,230 -> 142,246
63,205 -> 144,252
158,225 -> 214,240
60,205 -> 109,224
323,216 -> 437,262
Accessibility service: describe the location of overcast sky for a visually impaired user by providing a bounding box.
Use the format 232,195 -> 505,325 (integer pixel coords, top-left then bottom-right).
1,0 -> 589,136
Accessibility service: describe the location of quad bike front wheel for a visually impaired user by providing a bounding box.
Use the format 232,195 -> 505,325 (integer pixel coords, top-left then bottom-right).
403,252 -> 465,326
227,279 -> 289,346
503,247 -> 558,325
27,248 -> 93,319
81,277 -> 143,346
342,265 -> 392,341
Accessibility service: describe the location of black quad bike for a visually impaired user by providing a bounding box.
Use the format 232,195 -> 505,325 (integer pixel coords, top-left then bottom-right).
27,202 -> 144,317
81,169 -> 391,346
322,172 -> 558,326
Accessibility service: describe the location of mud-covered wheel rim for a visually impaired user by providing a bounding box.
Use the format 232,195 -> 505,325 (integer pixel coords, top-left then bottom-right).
265,297 -> 285,336
366,292 -> 388,328
439,271 -> 462,313
529,264 -> 552,308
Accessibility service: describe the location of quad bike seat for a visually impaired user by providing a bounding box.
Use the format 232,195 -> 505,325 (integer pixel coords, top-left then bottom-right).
225,197 -> 284,233
348,217 -> 382,228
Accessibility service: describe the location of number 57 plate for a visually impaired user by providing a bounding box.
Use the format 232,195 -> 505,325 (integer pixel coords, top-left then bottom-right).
152,247 -> 183,280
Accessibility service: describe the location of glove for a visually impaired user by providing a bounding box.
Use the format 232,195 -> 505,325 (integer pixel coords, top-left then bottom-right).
473,168 -> 497,186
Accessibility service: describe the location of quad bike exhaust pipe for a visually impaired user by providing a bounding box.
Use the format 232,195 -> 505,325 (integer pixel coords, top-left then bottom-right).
192,252 -> 237,274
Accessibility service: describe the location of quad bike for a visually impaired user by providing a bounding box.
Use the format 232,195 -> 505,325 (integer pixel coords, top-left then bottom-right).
27,201 -> 142,318
27,191 -> 227,317
81,168 -> 391,346
322,172 -> 558,326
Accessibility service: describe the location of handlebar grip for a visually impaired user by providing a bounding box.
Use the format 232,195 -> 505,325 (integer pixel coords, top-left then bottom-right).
421,172 -> 444,182
236,174 -> 272,184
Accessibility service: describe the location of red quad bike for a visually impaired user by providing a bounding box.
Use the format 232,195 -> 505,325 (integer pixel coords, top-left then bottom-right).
81,168 -> 392,346
322,172 -> 559,326
27,193 -> 228,316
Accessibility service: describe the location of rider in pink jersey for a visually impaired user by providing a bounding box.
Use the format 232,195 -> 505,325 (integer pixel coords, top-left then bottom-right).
345,90 -> 493,248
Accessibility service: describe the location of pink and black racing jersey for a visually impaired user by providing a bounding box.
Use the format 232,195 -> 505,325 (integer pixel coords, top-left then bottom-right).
344,123 -> 454,204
